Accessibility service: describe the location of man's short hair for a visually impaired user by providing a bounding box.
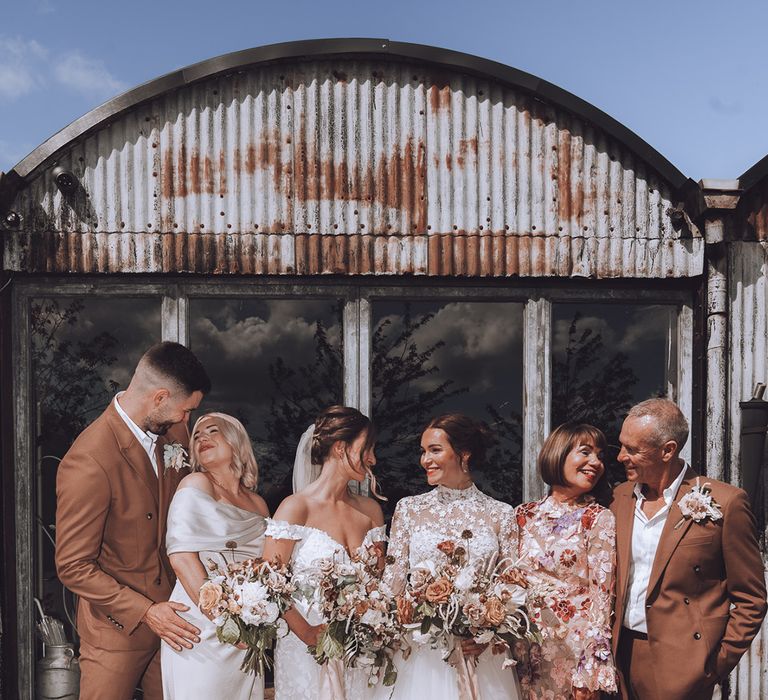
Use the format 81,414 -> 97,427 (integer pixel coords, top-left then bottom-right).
140,342 -> 211,395
626,398 -> 689,452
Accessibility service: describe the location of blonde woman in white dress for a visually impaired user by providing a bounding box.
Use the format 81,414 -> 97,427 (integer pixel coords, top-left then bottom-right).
161,412 -> 269,700
262,405 -> 387,700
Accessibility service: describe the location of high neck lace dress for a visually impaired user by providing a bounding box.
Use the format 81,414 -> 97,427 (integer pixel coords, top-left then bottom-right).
161,487 -> 267,700
512,495 -> 618,699
376,483 -> 523,700
266,519 -> 388,700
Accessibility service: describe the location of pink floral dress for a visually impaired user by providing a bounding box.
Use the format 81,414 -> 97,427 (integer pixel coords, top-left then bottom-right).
513,496 -> 618,699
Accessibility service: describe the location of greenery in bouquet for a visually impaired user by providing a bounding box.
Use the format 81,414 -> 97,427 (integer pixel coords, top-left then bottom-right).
394,531 -> 540,669
297,544 -> 401,688
198,555 -> 295,676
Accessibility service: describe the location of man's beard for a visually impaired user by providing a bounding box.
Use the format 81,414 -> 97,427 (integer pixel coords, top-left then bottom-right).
143,416 -> 174,435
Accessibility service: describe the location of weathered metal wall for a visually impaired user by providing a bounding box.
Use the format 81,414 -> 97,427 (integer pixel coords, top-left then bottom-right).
740,179 -> 768,241
729,241 -> 768,699
2,58 -> 702,277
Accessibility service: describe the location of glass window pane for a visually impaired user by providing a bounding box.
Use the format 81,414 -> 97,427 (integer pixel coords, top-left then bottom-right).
551,303 -> 671,484
371,300 -> 524,518
31,297 -> 161,647
189,299 -> 343,514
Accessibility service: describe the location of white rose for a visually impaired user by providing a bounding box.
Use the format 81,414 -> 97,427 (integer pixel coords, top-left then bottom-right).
453,567 -> 475,592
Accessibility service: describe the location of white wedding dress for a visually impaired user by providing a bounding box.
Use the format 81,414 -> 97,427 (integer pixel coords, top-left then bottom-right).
376,483 -> 523,700
267,519 -> 387,700
161,487 -> 266,700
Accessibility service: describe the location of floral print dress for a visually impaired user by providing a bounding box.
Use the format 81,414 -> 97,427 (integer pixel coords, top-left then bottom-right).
513,496 -> 618,699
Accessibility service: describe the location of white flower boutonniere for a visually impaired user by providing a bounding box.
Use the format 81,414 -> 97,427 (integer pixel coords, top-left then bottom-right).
674,478 -> 723,529
163,443 -> 189,474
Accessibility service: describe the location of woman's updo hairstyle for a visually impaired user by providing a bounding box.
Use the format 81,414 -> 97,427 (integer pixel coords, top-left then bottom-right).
424,414 -> 494,470
311,405 -> 384,500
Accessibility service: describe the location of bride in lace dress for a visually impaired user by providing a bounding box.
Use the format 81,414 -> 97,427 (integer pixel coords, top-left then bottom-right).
262,406 -> 387,700
377,414 -> 523,700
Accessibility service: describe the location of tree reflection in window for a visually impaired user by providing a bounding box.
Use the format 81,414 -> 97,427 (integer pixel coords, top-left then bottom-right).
551,304 -> 669,486
189,299 -> 344,514
371,301 -> 524,519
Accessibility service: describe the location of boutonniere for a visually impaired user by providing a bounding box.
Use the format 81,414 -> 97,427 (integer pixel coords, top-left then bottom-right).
163,443 -> 189,473
674,478 -> 723,529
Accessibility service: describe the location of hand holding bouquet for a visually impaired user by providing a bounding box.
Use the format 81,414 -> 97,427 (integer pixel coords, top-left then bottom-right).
395,531 -> 539,696
296,543 -> 400,689
198,556 -> 295,676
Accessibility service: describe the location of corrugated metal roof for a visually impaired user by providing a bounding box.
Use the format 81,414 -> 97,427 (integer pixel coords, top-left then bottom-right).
739,178 -> 768,241
2,56 -> 702,278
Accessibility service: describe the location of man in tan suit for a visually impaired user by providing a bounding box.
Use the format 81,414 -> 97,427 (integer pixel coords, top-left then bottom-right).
56,342 -> 211,700
611,398 -> 766,700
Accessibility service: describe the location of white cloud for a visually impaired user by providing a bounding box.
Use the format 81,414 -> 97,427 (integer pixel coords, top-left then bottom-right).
0,36 -> 47,99
53,51 -> 127,97
0,35 -> 126,101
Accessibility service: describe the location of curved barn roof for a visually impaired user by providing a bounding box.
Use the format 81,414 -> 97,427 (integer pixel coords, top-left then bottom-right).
1,38 -> 700,278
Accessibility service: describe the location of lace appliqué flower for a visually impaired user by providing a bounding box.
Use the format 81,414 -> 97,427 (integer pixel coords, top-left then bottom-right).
163,442 -> 189,473
674,478 -> 723,529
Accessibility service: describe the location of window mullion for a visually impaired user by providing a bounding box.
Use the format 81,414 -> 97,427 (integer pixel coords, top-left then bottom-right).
523,297 -> 551,502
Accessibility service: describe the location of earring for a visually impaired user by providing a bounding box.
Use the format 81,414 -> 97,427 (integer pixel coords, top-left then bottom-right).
461,460 -> 468,473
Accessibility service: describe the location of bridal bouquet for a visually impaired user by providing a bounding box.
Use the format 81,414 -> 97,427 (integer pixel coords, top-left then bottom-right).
396,532 -> 539,671
198,556 -> 295,676
295,543 -> 400,688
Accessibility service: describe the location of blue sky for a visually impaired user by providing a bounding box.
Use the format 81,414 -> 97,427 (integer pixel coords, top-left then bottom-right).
1,0 -> 767,181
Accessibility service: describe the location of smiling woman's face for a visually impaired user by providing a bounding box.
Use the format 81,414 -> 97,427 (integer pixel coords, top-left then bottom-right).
192,418 -> 233,470
558,440 -> 605,497
420,428 -> 466,487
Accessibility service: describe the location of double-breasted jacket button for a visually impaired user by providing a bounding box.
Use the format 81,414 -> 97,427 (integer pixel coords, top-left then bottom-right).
684,597 -> 690,605
694,632 -> 701,640
146,512 -> 153,520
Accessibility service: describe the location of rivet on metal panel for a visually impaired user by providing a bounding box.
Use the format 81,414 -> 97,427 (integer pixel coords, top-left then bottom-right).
174,223 -> 178,229
148,223 -> 152,228
505,225 -> 509,231
200,224 -> 205,229
254,224 -> 258,230
532,225 -> 536,230
334,224 -> 338,229
227,224 -> 232,229
220,211 -> 225,216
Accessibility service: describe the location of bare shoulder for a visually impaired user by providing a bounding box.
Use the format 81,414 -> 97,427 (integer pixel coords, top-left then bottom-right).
272,493 -> 310,525
351,493 -> 385,527
177,471 -> 214,495
249,492 -> 270,518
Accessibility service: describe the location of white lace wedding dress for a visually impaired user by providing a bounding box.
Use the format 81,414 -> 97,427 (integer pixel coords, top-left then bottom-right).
267,519 -> 388,700
377,483 -> 523,700
161,487 -> 266,700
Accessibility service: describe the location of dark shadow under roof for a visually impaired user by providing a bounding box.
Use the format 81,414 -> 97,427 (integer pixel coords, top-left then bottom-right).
7,37 -> 687,191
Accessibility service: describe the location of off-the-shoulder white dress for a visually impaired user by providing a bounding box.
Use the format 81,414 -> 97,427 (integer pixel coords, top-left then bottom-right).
161,487 -> 267,700
266,519 -> 387,700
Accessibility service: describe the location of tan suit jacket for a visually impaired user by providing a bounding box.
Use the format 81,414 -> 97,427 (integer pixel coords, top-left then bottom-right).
55,401 -> 188,651
611,468 -> 767,699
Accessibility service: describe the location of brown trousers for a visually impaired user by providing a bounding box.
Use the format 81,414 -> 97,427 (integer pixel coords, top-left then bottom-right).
78,640 -> 161,700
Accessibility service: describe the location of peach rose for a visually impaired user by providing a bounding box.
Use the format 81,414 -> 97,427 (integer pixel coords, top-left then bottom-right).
425,578 -> 454,604
437,540 -> 456,556
396,596 -> 415,625
483,597 -> 506,627
198,581 -> 223,612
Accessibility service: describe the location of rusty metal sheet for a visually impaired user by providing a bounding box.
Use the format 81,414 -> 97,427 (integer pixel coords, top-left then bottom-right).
2,58 -> 700,278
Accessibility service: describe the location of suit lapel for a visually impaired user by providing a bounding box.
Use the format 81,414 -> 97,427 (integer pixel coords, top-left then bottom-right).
646,468 -> 697,595
614,487 -> 635,612
106,402 -> 159,507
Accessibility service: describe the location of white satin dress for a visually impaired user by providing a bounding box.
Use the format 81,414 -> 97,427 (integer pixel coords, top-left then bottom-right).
266,519 -> 387,700
161,487 -> 267,700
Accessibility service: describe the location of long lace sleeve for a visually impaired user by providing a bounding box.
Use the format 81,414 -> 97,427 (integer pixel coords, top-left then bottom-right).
571,507 -> 618,693
382,499 -> 411,595
497,503 -> 519,568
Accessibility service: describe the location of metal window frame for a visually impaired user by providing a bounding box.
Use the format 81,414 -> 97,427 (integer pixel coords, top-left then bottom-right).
11,276 -> 693,697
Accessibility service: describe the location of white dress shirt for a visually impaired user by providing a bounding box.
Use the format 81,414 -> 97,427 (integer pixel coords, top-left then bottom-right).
623,463 -> 688,632
114,392 -> 159,476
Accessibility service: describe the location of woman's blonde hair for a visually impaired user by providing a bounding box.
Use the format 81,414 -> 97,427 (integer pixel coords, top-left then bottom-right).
190,412 -> 259,490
